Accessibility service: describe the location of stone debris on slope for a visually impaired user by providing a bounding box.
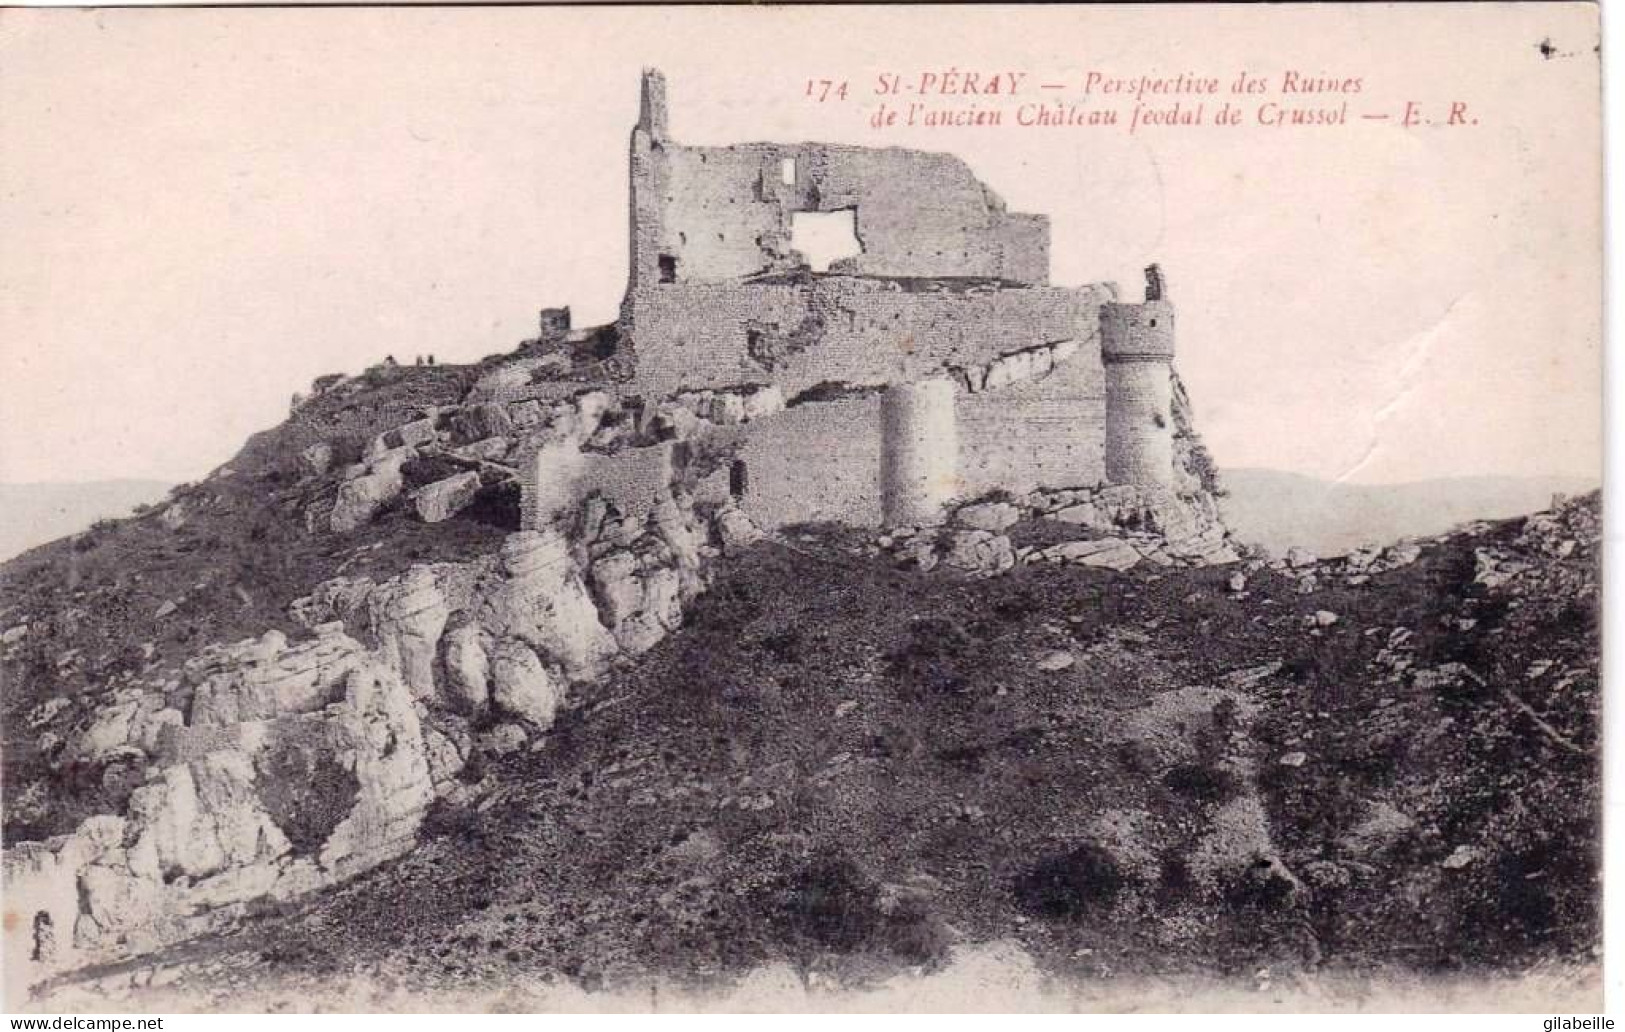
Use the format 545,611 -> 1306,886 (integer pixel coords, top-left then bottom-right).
873,482 -> 1242,576
413,472 -> 483,524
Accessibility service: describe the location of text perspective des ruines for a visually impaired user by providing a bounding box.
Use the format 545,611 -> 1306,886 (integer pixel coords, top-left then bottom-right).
802,69 -> 1478,134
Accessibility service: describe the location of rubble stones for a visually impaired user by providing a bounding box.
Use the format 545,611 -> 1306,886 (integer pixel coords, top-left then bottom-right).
714,504 -> 764,555
1285,547 -> 1317,569
1474,548 -> 1530,590
299,442 -> 335,477
368,415 -> 441,457
453,436 -> 513,463
478,723 -> 529,757
1339,802 -> 1415,858
1037,538 -> 1142,571
940,530 -> 1016,575
1442,845 -> 1481,870
412,471 -> 482,523
954,500 -> 1021,533
330,456 -> 410,532
1036,650 -> 1075,672
450,403 -> 514,443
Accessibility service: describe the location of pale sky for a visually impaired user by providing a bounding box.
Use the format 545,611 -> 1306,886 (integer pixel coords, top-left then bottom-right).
0,4 -> 1602,486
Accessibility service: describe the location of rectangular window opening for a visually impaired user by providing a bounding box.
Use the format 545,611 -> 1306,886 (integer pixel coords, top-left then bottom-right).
790,209 -> 863,273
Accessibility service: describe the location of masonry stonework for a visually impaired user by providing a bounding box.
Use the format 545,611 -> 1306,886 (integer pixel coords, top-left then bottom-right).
881,379 -> 960,526
1100,269 -> 1178,488
517,70 -> 1206,532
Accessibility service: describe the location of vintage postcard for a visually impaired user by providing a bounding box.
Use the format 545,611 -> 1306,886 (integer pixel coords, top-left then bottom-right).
0,2 -> 1604,1015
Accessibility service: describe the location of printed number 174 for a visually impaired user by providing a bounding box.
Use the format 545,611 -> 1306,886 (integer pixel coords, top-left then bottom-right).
805,79 -> 850,102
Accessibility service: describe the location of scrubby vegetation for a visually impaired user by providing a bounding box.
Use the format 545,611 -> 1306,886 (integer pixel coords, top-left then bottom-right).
56,496 -> 1595,1002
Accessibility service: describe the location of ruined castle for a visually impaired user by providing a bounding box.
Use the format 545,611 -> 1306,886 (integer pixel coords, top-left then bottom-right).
3,70 -> 1229,998
513,69 -> 1190,534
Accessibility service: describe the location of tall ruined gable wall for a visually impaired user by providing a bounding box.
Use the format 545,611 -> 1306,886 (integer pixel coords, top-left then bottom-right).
627,279 -> 1112,397
632,137 -> 1050,288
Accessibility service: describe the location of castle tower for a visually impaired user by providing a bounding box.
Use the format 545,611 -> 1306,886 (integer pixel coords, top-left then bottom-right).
637,67 -> 668,140
880,378 -> 959,526
1099,265 -> 1176,488
624,69 -> 671,309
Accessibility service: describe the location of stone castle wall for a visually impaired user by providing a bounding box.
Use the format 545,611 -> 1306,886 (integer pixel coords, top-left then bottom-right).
625,278 -> 1111,397
726,354 -> 1107,532
958,361 -> 1108,497
734,396 -> 886,529
520,440 -> 676,531
617,69 -> 1173,509
627,71 -> 1047,290
1100,299 -> 1176,362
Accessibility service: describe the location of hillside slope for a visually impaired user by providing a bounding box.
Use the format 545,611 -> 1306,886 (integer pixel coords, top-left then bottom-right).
1,361 -> 512,847
32,494 -> 1600,1010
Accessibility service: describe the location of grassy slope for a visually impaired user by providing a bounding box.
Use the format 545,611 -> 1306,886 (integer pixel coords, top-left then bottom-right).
91,500 -> 1598,1000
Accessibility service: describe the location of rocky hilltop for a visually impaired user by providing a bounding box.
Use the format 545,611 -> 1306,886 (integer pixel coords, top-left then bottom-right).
2,327 -> 1246,1003
0,338 -> 1600,1007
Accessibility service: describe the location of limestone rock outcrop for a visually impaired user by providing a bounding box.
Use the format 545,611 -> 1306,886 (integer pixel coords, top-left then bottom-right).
488,529 -> 618,681
187,627 -> 366,726
875,483 -> 1240,576
413,471 -> 482,523
329,446 -> 415,533
4,630 -> 433,999
440,622 -> 491,714
368,567 -> 452,699
489,638 -> 560,729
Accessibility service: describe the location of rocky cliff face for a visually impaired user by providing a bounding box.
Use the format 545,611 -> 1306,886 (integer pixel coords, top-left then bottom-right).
2,454 -> 753,997
5,631 -> 432,993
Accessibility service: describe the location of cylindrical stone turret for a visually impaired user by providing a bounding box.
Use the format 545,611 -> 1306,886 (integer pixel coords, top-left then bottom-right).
881,378 -> 958,526
1100,266 -> 1177,488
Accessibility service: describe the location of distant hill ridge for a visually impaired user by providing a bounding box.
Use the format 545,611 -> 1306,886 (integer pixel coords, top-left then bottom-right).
0,480 -> 172,562
1219,469 -> 1599,558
